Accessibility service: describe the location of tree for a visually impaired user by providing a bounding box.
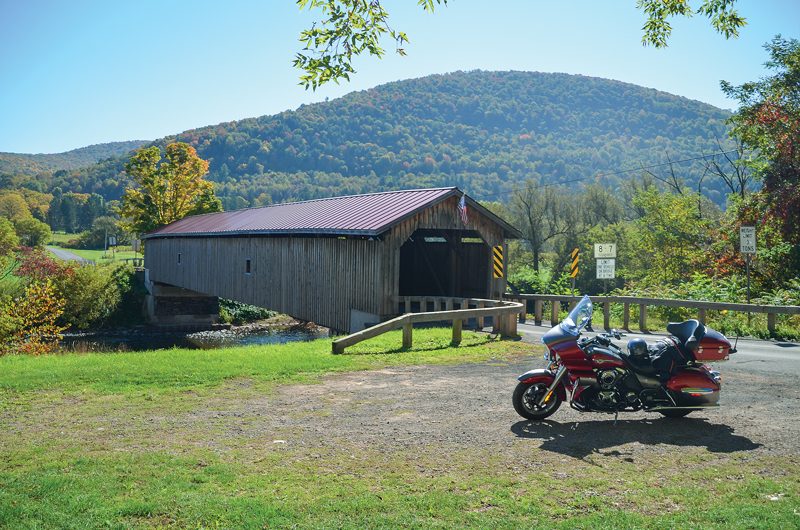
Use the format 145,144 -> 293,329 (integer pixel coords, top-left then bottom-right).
14,218 -> 52,248
722,36 -> 800,247
119,143 -> 222,236
631,187 -> 710,284
0,193 -> 32,222
510,179 -> 581,272
295,0 -> 747,89
0,217 -> 19,279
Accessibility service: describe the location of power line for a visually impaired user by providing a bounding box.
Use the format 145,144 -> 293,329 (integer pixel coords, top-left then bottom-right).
469,148 -> 745,201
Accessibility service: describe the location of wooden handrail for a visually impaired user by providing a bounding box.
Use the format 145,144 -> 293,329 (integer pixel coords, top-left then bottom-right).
503,293 -> 800,332
332,299 -> 523,354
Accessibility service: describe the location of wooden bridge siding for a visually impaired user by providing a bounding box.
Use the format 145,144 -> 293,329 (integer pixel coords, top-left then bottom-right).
379,196 -> 507,317
144,236 -> 383,332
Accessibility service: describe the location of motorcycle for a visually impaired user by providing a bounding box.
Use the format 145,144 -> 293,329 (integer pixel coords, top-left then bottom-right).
513,295 -> 735,421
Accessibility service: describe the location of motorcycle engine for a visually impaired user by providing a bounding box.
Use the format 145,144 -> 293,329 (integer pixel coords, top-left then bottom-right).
588,369 -> 643,412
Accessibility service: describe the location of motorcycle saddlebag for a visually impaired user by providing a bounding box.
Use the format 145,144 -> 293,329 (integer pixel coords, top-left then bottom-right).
693,329 -> 732,361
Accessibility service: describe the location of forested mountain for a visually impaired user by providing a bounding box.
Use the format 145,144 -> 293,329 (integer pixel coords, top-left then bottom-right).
0,141 -> 146,174
5,71 -> 737,212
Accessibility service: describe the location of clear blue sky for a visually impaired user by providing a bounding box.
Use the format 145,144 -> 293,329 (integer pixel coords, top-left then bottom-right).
1,0 -> 797,154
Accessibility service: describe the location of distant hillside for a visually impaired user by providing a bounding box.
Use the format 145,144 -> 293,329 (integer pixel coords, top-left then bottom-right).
15,71 -> 737,209
0,141 -> 146,173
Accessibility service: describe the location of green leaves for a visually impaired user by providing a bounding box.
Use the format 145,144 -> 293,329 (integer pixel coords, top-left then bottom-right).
295,0 -> 444,90
637,0 -> 746,49
294,1 -> 745,88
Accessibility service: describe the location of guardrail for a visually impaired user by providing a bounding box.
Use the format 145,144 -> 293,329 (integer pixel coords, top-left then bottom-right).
332,297 -> 523,354
121,258 -> 144,267
503,293 -> 800,333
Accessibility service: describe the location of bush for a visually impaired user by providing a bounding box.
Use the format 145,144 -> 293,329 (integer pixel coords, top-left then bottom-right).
219,298 -> 276,325
0,280 -> 67,356
50,262 -> 146,329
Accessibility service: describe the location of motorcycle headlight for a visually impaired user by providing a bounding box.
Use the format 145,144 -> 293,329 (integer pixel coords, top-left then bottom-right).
543,350 -> 550,361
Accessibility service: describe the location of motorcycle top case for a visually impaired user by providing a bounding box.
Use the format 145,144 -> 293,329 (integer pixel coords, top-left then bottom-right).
694,329 -> 732,361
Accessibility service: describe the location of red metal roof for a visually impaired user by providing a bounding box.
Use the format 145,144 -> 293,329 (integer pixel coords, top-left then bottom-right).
143,187 -> 495,239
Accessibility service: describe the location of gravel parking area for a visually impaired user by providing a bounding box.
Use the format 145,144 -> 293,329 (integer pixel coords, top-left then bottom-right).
192,352 -> 799,459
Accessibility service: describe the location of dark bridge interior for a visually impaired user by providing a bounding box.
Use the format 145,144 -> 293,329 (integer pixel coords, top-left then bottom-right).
398,229 -> 489,299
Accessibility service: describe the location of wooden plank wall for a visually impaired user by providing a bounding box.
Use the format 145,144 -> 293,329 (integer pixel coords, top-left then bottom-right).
145,236 -> 383,333
381,195 -> 507,316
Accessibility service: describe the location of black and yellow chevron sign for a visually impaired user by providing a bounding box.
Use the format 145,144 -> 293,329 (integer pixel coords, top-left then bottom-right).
493,246 -> 504,278
570,248 -> 579,278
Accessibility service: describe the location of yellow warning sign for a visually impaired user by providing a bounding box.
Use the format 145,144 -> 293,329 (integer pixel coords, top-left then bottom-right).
570,248 -> 579,278
493,246 -> 504,278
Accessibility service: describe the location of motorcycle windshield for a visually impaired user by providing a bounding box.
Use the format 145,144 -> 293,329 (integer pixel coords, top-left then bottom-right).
560,295 -> 593,336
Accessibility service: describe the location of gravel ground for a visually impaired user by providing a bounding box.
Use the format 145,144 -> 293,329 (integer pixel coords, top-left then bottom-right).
188,340 -> 800,459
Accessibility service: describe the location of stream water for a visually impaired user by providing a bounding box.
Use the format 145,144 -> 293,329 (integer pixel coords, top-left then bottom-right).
60,322 -> 331,352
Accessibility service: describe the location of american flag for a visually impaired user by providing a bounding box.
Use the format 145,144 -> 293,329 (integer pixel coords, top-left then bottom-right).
458,195 -> 468,226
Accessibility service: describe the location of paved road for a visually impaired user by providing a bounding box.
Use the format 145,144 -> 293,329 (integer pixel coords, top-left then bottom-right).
46,246 -> 94,265
518,320 -> 800,366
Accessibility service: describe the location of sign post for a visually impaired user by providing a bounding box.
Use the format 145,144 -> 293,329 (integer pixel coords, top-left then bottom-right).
740,226 -> 756,304
594,244 -> 616,296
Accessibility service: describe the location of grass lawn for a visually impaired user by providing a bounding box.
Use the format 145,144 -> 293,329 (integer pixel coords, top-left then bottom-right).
0,329 -> 797,529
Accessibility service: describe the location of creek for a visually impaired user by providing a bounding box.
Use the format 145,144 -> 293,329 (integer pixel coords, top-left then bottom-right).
60,322 -> 331,352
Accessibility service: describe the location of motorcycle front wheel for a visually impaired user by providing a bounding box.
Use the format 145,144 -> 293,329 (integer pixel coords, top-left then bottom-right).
513,381 -> 561,420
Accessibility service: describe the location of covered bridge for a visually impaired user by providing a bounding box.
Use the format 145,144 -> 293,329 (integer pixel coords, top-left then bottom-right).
141,187 -> 521,333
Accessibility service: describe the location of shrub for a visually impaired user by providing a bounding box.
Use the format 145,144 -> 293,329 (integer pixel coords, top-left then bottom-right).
219,298 -> 276,325
0,280 -> 67,356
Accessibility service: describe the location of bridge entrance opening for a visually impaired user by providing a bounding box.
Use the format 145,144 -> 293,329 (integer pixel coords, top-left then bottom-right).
398,229 -> 489,299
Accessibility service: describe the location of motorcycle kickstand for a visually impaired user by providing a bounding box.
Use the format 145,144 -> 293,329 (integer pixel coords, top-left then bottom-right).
613,411 -> 618,427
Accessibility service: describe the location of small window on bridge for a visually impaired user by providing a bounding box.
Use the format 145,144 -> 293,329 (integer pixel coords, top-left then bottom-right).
246,258 -> 251,275
177,253 -> 181,265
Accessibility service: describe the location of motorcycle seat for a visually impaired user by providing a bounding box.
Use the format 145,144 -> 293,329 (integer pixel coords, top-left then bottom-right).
666,319 -> 706,351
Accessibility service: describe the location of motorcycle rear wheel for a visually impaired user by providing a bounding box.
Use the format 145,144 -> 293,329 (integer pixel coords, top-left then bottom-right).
658,409 -> 692,418
513,381 -> 561,420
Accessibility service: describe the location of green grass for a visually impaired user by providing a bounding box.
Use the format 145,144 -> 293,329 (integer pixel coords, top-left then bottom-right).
0,328 -> 499,395
1,329 -> 798,529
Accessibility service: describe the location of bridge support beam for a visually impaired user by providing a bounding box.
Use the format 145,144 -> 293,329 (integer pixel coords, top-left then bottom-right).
143,270 -> 219,326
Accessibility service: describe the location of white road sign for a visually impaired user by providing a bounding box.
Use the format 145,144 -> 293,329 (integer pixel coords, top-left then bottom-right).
596,259 -> 616,279
740,226 -> 756,254
594,243 -> 617,259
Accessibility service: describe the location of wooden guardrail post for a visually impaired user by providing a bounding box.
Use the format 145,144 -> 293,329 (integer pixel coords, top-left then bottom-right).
402,322 -> 413,348
768,312 -> 776,332
477,301 -> 485,329
698,308 -> 706,325
461,299 -> 469,327
623,303 -> 630,331
639,304 -> 647,332
534,299 -> 542,325
452,317 -> 462,344
603,300 -> 610,330
551,301 -> 560,325
518,299 -> 527,323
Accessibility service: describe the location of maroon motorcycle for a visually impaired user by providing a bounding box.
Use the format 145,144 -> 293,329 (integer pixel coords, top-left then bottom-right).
513,295 -> 734,421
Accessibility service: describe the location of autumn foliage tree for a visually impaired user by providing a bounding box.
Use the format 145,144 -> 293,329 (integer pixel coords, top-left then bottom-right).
721,35 -> 800,272
119,142 -> 222,236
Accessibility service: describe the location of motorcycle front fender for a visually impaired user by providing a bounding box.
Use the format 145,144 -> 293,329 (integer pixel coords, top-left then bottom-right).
517,368 -> 568,401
